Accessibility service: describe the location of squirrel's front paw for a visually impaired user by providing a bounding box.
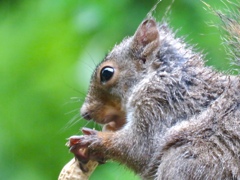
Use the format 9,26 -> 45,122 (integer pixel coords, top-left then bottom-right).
68,128 -> 106,172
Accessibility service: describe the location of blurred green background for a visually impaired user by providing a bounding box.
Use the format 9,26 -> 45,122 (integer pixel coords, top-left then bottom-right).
0,0 -> 237,179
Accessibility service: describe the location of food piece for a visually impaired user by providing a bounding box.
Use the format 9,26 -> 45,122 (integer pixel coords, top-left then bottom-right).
58,158 -> 98,180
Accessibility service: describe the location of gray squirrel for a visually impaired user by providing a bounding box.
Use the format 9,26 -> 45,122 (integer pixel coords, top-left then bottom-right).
68,2 -> 240,180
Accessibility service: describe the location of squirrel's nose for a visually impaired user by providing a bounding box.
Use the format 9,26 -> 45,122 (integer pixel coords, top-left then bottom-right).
80,105 -> 92,120
81,112 -> 92,120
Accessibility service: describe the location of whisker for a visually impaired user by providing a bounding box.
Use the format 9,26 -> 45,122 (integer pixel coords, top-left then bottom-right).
82,119 -> 93,128
86,51 -> 98,68
68,114 -> 82,126
70,96 -> 85,102
62,97 -> 84,107
60,114 -> 82,132
64,108 -> 80,115
82,62 -> 95,73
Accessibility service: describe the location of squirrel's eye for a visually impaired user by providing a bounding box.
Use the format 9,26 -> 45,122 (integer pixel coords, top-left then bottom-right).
100,66 -> 114,83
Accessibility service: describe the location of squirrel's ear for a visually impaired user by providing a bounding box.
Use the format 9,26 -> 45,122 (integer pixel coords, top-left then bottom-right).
131,19 -> 160,59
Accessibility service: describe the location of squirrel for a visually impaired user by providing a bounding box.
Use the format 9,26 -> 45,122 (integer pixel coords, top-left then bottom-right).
68,2 -> 240,180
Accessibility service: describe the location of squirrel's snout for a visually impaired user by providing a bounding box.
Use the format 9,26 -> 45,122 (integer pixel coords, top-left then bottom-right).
80,105 -> 92,120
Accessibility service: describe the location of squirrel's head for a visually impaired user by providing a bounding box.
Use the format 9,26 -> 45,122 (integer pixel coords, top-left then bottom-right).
80,18 -> 160,131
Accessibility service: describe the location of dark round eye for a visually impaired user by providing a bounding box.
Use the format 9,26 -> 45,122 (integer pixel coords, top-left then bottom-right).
100,66 -> 114,83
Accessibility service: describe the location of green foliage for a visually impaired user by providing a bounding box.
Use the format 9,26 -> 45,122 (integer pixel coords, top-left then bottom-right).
0,0 -> 236,179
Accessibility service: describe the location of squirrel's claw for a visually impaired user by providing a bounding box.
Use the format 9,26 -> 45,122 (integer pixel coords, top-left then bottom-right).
69,136 -> 90,166
81,127 -> 98,135
68,133 -> 106,170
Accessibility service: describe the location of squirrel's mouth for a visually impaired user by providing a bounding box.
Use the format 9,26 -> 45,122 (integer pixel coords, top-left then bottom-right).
93,107 -> 126,132
102,116 -> 126,132
81,104 -> 126,131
